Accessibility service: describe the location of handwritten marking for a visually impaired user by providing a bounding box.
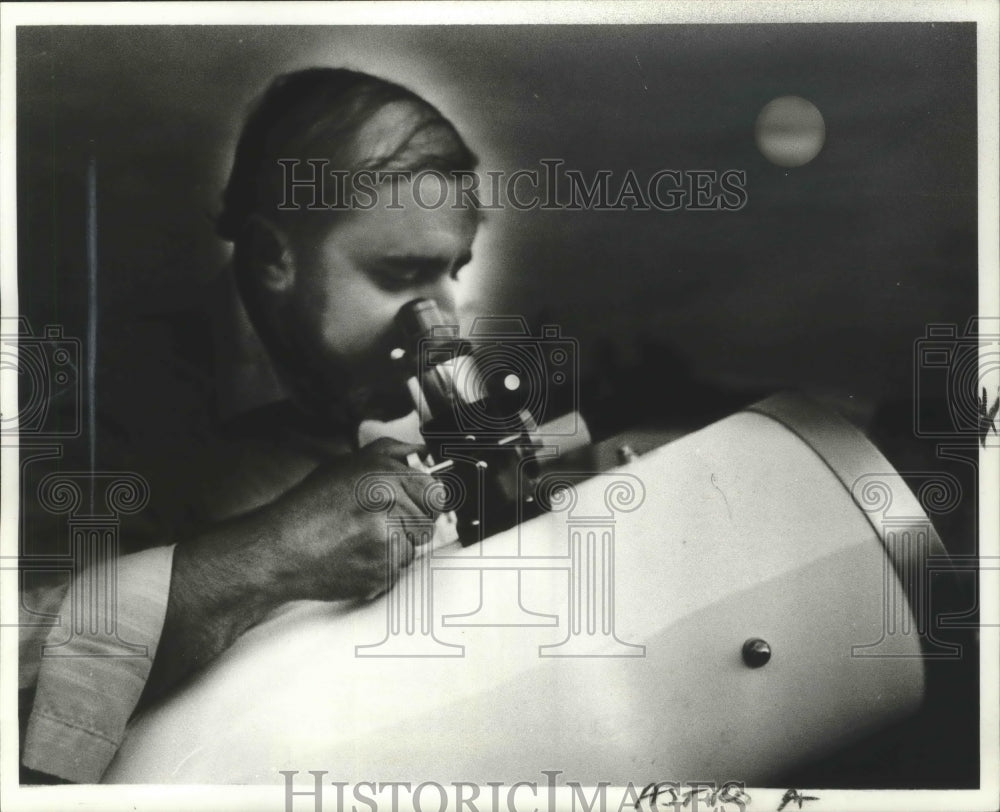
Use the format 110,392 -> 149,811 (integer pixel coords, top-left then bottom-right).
635,781 -> 750,812
980,385 -> 999,447
778,788 -> 820,810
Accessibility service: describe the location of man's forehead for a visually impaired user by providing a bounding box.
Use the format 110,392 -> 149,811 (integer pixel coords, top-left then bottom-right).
289,95 -> 479,252
350,193 -> 478,255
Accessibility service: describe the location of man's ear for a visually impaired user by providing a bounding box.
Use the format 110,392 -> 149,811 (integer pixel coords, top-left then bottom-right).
241,214 -> 295,293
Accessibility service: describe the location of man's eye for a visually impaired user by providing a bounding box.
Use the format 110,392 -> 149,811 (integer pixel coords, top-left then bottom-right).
390,268 -> 422,283
375,261 -> 454,290
374,266 -> 423,289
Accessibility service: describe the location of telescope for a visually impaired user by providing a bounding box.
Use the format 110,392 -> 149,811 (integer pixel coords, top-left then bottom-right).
103,301 -> 968,785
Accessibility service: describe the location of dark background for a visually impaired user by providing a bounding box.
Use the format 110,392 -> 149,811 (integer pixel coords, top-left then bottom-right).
15,23 -> 981,789
17,23 -> 978,410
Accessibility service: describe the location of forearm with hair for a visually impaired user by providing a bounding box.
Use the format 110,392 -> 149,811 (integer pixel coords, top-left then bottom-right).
141,508 -> 292,705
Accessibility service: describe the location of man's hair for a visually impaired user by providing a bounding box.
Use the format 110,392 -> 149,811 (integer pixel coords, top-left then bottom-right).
216,67 -> 478,241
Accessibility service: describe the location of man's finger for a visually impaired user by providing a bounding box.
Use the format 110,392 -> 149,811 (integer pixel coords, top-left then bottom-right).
392,500 -> 438,547
388,526 -> 416,569
395,473 -> 442,520
360,437 -> 426,462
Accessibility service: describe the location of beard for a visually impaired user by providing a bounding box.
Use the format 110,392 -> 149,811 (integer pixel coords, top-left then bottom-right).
341,369 -> 417,423
274,316 -> 415,428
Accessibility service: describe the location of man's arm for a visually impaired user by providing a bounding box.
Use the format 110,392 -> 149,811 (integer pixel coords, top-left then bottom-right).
21,438 -> 436,782
144,437 -> 437,700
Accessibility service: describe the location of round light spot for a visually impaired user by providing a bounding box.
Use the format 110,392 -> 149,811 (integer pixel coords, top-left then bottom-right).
755,96 -> 825,167
503,373 -> 521,391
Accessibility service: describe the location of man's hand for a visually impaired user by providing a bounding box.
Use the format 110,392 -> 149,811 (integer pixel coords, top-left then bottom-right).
143,438 -> 438,702
267,438 -> 440,601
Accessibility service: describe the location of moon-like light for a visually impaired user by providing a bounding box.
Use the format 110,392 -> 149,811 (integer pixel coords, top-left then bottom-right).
755,96 -> 826,168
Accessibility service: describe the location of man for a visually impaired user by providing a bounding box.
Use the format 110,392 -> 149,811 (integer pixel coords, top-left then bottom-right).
19,67 -> 482,783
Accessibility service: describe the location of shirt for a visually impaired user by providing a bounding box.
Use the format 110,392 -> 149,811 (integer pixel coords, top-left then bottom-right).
18,268 -> 355,783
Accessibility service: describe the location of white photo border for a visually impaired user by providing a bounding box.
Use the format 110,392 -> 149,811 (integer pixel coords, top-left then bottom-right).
1,2 -> 997,811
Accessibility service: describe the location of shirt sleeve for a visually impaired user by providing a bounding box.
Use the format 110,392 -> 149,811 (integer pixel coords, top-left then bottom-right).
20,544 -> 175,783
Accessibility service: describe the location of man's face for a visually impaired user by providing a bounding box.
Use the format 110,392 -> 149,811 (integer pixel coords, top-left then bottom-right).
282,179 -> 479,423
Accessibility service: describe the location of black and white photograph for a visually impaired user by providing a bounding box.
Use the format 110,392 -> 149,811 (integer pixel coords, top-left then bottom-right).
1,2 -> 998,811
